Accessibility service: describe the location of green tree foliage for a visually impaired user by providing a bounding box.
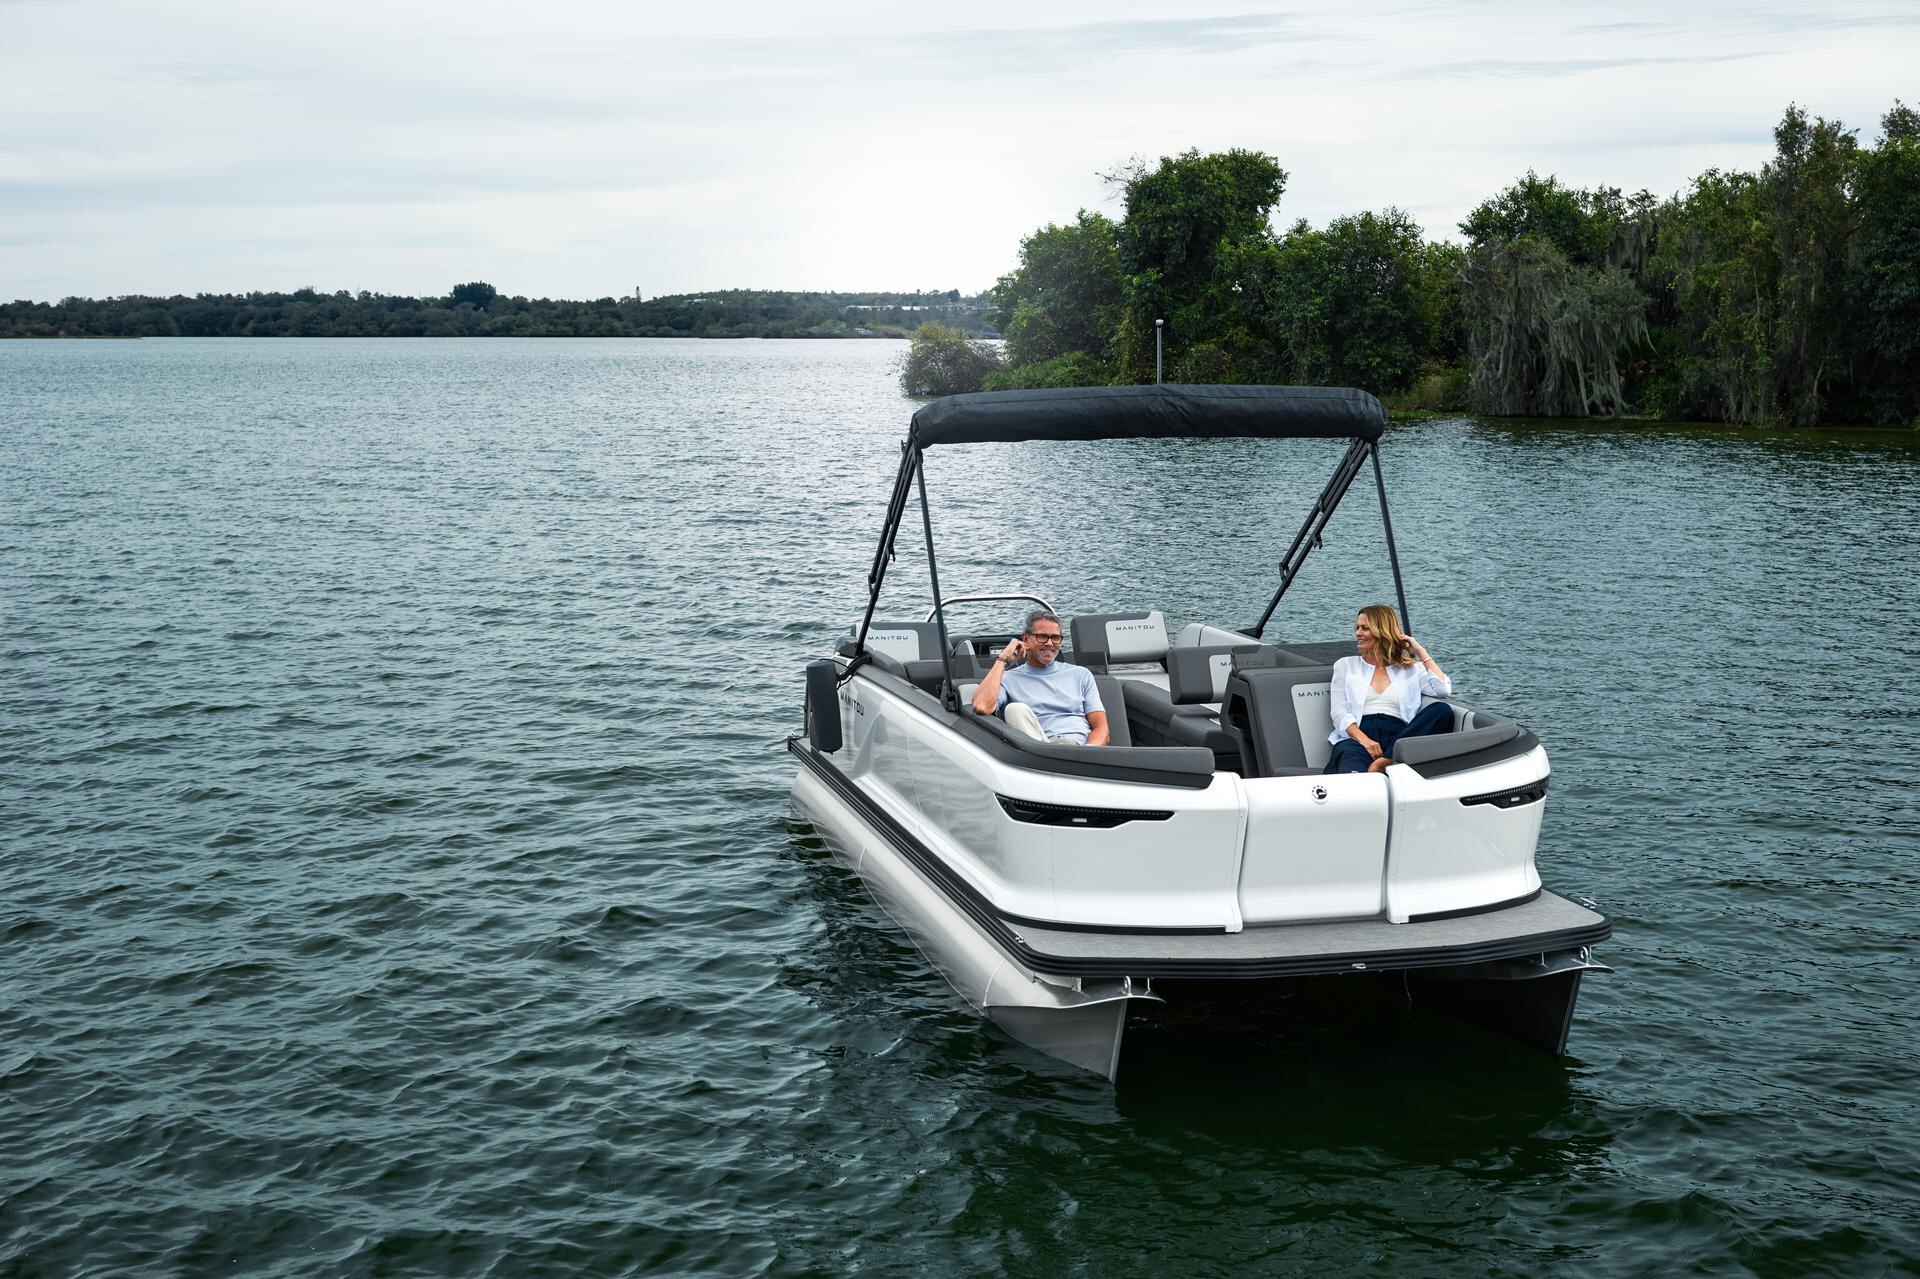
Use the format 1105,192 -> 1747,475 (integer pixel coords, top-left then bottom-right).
1460,176 -> 1654,417
1268,209 -> 1453,395
989,211 -> 1123,371
987,149 -> 1454,398
1464,236 -> 1649,416
0,288 -> 997,340
1111,148 -> 1289,380
449,281 -> 499,310
899,323 -> 1005,397
1849,103 -> 1920,424
1646,104 -> 1905,425
982,351 -> 1112,392
1645,168 -> 1778,422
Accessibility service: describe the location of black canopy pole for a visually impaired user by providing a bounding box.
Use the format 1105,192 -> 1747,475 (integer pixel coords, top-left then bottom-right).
1249,437 -> 1371,638
854,439 -> 916,654
913,450 -> 960,709
1370,442 -> 1411,633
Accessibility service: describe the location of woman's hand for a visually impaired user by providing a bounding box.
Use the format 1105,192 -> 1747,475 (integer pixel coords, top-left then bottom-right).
1355,732 -> 1382,760
1406,636 -> 1430,663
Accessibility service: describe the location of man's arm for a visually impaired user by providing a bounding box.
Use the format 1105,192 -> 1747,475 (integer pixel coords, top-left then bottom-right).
970,638 -> 1024,715
1086,710 -> 1110,747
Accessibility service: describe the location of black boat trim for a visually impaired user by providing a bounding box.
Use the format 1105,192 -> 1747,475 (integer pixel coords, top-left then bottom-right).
1402,725 -> 1542,779
1406,887 -> 1543,923
790,738 -> 1613,978
1462,778 -> 1549,809
996,796 -> 1175,828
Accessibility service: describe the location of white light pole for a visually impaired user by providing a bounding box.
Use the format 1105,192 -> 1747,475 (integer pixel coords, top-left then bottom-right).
1155,318 -> 1164,384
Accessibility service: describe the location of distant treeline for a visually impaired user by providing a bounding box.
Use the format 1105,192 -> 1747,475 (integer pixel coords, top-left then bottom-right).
957,101 -> 1920,427
0,285 -> 997,341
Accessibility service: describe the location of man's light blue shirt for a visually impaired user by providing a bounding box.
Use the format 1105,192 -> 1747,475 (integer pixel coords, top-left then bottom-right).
995,660 -> 1103,742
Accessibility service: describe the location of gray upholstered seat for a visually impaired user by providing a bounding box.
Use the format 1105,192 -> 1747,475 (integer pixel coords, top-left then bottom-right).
857,621 -> 944,664
1220,665 -> 1338,776
1069,610 -> 1170,672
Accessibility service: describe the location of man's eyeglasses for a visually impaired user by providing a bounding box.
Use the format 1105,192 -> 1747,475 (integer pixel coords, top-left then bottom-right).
1025,633 -> 1064,645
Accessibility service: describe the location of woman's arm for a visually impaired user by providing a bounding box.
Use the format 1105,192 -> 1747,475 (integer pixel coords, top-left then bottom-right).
1406,638 -> 1451,696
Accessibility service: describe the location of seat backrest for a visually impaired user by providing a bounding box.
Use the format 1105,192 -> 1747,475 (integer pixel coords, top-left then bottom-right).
1093,674 -> 1133,748
1071,610 -> 1170,672
1167,644 -> 1278,705
858,620 -> 943,665
1220,665 -> 1337,776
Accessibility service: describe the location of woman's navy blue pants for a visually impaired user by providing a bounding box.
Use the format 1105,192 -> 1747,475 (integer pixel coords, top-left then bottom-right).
1325,703 -> 1456,773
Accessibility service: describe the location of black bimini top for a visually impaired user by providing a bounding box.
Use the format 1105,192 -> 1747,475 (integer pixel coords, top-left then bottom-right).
908,383 -> 1385,450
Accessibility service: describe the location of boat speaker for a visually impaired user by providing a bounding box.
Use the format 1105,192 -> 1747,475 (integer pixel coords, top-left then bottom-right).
805,660 -> 843,753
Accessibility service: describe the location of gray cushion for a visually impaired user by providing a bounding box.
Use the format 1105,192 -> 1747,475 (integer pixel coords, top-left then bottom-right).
1220,665 -> 1337,776
858,621 -> 943,664
1168,644 -> 1276,704
1070,611 -> 1169,669
1093,675 -> 1132,749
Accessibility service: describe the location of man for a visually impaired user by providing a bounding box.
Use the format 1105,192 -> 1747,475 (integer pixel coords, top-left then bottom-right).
969,609 -> 1110,746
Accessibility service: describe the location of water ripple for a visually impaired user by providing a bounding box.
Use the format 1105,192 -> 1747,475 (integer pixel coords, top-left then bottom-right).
2,339 -> 1916,1277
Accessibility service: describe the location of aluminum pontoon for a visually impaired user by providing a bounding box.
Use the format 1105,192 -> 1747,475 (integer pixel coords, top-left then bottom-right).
789,384 -> 1610,1079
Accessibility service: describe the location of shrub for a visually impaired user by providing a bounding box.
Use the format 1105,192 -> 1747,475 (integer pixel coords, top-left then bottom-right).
981,351 -> 1114,391
900,323 -> 1006,396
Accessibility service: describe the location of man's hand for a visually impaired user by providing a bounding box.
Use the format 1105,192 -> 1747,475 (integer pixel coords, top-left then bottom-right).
999,638 -> 1025,665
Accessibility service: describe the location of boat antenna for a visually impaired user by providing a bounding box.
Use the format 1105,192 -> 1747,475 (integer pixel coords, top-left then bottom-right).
1154,318 -> 1164,384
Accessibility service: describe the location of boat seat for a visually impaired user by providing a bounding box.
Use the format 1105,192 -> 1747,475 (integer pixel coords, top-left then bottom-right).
1070,610 -> 1169,673
1220,665 -> 1340,776
1121,643 -> 1275,759
1094,674 -> 1132,748
952,672 -> 1132,747
842,620 -> 944,672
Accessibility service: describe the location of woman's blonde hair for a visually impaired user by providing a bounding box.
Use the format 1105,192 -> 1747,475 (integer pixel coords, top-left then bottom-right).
1359,603 -> 1416,667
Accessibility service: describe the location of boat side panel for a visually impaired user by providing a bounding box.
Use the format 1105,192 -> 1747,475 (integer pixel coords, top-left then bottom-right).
847,670 -> 1245,929
1384,745 -> 1548,923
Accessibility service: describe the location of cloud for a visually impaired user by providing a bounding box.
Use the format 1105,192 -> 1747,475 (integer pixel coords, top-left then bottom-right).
1401,51 -> 1766,81
0,0 -> 1915,298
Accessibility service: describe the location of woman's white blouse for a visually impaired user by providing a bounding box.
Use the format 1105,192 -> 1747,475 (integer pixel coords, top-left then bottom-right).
1327,655 -> 1453,744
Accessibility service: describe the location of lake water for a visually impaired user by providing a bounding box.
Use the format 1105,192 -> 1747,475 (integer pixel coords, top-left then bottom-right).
3,338 -> 1917,1277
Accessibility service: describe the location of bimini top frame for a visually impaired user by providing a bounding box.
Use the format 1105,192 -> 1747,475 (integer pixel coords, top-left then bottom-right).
853,384 -> 1406,705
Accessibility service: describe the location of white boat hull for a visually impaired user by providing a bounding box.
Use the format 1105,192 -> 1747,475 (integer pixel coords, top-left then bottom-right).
793,762 -> 1153,1078
792,739 -> 1608,1078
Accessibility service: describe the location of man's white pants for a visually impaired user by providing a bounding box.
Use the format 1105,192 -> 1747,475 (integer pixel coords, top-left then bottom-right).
1004,702 -> 1085,745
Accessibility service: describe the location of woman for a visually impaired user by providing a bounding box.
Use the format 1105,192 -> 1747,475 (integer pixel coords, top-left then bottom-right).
1325,604 -> 1455,774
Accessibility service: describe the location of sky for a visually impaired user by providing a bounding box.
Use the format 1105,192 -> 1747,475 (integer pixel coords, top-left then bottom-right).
2,0 -> 1915,302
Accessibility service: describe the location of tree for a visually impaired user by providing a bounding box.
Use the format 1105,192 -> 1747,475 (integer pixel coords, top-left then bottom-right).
1111,148 -> 1289,380
1460,175 -> 1655,416
1849,103 -> 1920,424
1464,236 -> 1648,416
449,281 -> 498,310
900,323 -> 1005,396
989,211 -> 1124,370
1267,209 -> 1439,395
1647,104 -> 1865,424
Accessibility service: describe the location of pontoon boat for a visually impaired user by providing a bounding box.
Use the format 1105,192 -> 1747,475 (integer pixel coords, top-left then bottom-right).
788,384 -> 1610,1079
